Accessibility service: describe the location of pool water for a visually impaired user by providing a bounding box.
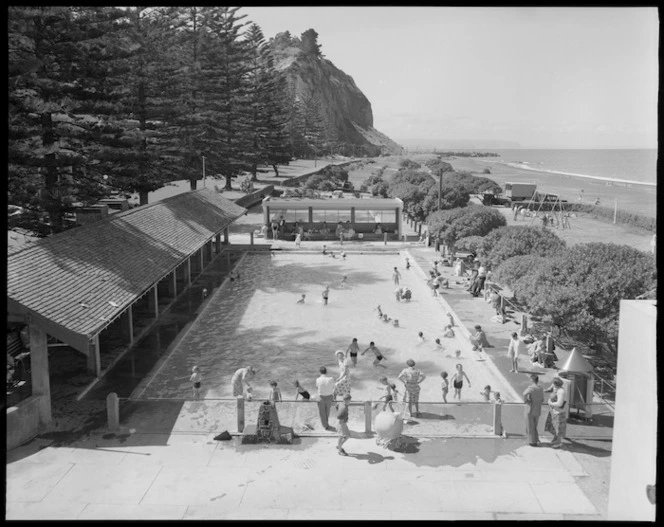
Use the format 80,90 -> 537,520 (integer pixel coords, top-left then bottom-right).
138,251 -> 515,403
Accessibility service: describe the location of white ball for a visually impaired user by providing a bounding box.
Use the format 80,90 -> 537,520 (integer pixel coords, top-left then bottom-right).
374,411 -> 403,440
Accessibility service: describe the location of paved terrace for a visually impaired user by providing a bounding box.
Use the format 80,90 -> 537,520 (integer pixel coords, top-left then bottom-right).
6,158 -> 612,520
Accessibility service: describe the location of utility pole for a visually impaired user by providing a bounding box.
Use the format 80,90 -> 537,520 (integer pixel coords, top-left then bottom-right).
438,168 -> 443,211
202,156 -> 206,188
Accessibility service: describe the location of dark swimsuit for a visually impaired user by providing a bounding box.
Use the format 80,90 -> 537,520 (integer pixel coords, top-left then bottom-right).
194,382 -> 201,389
453,380 -> 463,389
300,390 -> 311,400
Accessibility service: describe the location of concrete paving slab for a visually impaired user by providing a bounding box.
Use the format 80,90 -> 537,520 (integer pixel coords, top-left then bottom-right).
185,505 -> 290,520
240,477 -> 343,511
6,462 -> 74,502
391,510 -> 497,520
443,480 -> 543,514
479,469 -> 575,483
531,481 -> 598,515
286,508 -> 394,520
77,503 -> 188,520
140,465 -> 248,506
5,500 -> 87,520
496,512 -> 566,520
115,442 -> 218,467
40,463 -> 163,505
340,477 -> 443,512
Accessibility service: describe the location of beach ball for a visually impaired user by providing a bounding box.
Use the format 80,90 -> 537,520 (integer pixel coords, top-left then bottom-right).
374,411 -> 403,440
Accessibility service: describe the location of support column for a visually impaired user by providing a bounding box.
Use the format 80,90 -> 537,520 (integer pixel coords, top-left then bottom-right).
147,285 -> 159,317
223,227 -> 229,244
87,334 -> 101,378
199,246 -> 204,271
168,270 -> 177,298
120,308 -> 134,344
226,252 -> 231,271
186,258 -> 192,285
29,321 -> 52,427
127,304 -> 134,345
215,233 -> 221,253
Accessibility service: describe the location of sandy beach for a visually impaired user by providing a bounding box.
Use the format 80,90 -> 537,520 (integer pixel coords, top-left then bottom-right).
439,155 -> 657,219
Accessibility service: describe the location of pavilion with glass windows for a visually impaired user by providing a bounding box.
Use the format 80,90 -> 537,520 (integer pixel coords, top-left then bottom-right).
262,196 -> 404,240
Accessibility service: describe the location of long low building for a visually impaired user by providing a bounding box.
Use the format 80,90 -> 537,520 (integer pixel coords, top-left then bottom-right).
262,196 -> 404,238
6,189 -> 246,448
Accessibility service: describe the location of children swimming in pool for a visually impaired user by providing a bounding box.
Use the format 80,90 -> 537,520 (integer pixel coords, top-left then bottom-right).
293,380 -> 311,400
297,294 -> 306,304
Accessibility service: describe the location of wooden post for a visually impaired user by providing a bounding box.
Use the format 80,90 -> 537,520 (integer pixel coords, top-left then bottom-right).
215,233 -> 221,253
493,403 -> 503,436
237,397 -> 245,433
29,321 -> 52,427
364,401 -> 372,434
223,227 -> 229,244
383,232 -> 387,245
520,313 -> 529,336
107,392 -> 120,431
127,304 -> 134,344
87,334 -> 101,377
199,247 -> 204,271
250,231 -> 254,246
186,258 -> 192,285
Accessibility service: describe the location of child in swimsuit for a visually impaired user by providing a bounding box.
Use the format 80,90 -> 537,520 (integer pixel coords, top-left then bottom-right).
293,380 -> 311,400
190,366 -> 202,399
269,380 -> 282,404
346,338 -> 360,367
481,385 -> 492,401
362,342 -> 387,368
441,371 -> 449,403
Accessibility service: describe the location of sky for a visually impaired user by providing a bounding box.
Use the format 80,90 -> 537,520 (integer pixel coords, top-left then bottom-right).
239,6 -> 658,149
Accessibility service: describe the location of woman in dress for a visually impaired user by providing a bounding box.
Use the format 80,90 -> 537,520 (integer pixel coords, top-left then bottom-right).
450,363 -> 471,400
397,359 -> 426,417
333,350 -> 352,400
544,377 -> 567,449
231,366 -> 256,399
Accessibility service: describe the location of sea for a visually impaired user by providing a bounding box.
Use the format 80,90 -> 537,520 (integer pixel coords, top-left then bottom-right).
490,149 -> 657,187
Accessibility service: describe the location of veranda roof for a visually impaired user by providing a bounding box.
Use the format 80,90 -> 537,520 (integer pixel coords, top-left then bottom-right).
7,189 -> 245,350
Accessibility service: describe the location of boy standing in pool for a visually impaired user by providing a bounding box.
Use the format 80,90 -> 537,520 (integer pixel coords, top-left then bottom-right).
190,366 -> 202,399
346,338 -> 360,367
322,286 -> 329,305
362,341 -> 387,368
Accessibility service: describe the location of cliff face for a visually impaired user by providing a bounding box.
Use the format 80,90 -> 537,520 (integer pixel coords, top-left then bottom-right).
269,31 -> 403,155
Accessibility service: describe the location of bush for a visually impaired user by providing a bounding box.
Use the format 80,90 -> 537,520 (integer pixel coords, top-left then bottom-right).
398,158 -> 421,170
454,235 -> 485,254
505,243 -> 656,350
427,206 -> 506,249
478,225 -> 566,270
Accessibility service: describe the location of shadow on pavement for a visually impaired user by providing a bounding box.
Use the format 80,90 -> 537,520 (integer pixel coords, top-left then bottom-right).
348,451 -> 395,464
561,438 -> 612,457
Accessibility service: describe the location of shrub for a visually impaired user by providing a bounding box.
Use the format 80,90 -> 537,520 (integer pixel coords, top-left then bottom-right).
398,158 -> 421,170
427,206 -> 506,249
454,235 -> 485,254
509,243 -> 656,350
478,225 -> 566,270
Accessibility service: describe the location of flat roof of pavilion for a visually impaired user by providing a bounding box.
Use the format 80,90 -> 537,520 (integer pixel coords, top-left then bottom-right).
263,196 -> 402,209
7,189 -> 246,351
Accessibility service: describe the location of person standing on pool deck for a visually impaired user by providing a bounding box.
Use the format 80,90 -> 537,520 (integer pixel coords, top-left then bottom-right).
393,266 -> 401,285
397,359 -> 426,417
362,341 -> 386,368
231,366 -> 256,399
190,365 -> 202,399
346,338 -> 360,367
322,285 -> 329,305
336,393 -> 352,456
334,350 -> 352,398
316,366 -> 336,430
523,373 -> 544,446
450,363 -> 471,401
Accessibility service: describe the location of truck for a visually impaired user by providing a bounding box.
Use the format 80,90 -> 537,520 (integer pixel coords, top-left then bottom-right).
482,182 -> 537,207
504,182 -> 537,203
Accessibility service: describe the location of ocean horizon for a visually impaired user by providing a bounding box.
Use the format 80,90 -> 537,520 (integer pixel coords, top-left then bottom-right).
487,149 -> 657,187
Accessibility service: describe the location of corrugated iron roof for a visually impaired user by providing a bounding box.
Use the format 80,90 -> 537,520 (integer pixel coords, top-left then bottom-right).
7,189 -> 246,342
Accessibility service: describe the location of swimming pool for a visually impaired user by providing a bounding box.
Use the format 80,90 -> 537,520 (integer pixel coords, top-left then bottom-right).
137,251 -> 515,403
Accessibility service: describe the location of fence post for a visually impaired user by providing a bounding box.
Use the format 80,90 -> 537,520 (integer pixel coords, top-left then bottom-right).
520,313 -> 529,336
106,392 -> 119,431
364,401 -> 372,434
383,232 -> 387,245
493,403 -> 503,436
237,397 -> 245,433
250,231 -> 254,246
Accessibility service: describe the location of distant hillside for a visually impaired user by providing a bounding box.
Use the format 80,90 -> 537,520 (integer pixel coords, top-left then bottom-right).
269,30 -> 404,156
397,138 -> 522,150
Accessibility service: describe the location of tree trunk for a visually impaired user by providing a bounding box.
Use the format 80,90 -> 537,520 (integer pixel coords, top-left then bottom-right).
225,175 -> 233,190
272,164 -> 279,177
250,163 -> 258,182
41,112 -> 64,234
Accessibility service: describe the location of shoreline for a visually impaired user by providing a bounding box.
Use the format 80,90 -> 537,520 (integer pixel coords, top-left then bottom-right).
438,155 -> 657,219
472,158 -> 656,188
